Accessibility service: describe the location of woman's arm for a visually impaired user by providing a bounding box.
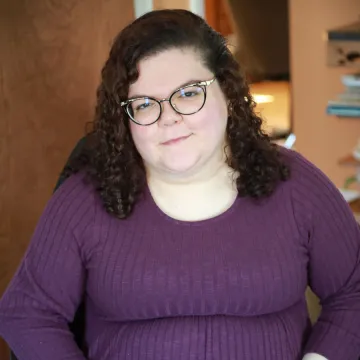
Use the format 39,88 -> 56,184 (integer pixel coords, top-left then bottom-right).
290,150 -> 360,360
0,174 -> 93,359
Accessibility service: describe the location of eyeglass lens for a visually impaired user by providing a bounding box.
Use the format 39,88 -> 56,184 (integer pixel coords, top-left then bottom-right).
127,85 -> 205,125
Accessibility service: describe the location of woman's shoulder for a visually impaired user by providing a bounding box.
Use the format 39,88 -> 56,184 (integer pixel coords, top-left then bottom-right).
279,147 -> 337,193
278,147 -> 349,221
43,171 -> 102,231
52,171 -> 97,204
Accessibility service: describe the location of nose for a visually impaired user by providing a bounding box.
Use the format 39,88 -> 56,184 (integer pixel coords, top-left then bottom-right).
158,100 -> 182,127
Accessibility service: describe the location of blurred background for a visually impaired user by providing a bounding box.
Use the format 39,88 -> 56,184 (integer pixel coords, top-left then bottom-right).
1,0 -> 360,356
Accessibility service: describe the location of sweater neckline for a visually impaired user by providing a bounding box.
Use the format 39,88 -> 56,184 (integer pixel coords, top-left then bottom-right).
144,183 -> 240,227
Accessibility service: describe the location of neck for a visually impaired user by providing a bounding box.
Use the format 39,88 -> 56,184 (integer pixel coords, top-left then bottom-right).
149,162 -> 234,189
147,151 -> 238,200
147,147 -> 235,189
146,160 -> 238,222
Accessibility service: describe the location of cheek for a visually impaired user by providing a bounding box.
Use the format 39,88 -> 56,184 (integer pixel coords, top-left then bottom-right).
186,101 -> 228,135
130,123 -> 156,154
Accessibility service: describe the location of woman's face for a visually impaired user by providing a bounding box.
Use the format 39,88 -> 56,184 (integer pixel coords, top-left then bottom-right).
128,48 -> 229,178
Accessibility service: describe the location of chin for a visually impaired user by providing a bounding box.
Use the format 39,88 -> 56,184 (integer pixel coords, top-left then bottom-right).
165,164 -> 198,175
162,158 -> 200,175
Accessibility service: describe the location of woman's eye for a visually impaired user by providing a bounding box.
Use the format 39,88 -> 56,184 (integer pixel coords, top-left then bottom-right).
136,102 -> 152,111
180,91 -> 198,98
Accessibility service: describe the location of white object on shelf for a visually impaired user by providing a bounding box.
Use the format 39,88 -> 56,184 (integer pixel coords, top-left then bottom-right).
353,149 -> 360,160
353,139 -> 360,160
342,73 -> 360,87
283,133 -> 296,149
273,133 -> 296,150
339,188 -> 360,203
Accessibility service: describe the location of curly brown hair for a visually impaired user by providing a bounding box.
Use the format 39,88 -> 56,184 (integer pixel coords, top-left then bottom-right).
65,9 -> 290,218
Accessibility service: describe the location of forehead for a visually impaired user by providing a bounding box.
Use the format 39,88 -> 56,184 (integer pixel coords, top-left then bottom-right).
128,48 -> 213,98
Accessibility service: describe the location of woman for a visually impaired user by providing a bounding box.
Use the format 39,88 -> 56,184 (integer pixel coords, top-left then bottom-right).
0,9 -> 359,360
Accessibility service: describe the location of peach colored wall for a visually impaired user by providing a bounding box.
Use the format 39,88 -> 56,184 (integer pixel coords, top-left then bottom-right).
289,0 -> 360,187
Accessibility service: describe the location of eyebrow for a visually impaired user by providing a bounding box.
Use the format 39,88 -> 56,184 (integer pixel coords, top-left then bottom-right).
128,79 -> 204,100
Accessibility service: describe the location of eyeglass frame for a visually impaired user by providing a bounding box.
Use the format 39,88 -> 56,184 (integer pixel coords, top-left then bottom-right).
120,77 -> 216,126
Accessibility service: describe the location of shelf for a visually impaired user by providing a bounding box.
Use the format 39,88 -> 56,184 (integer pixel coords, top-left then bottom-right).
327,107 -> 360,118
333,114 -> 360,118
349,198 -> 360,213
339,154 -> 360,167
326,20 -> 360,67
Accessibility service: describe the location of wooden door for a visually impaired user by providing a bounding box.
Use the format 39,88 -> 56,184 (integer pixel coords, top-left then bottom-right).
205,0 -> 234,36
0,0 -> 134,356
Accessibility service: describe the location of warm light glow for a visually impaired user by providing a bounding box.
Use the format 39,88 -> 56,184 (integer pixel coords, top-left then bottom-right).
249,81 -> 290,135
253,94 -> 275,104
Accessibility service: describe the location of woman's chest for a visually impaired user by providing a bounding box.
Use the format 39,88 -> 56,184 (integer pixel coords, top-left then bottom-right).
85,216 -> 308,321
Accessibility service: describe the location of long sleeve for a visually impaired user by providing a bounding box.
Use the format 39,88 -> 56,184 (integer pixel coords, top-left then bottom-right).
290,151 -> 360,359
0,174 -> 94,360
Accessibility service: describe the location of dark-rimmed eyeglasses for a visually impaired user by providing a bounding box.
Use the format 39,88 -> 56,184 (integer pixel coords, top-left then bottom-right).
120,77 -> 216,126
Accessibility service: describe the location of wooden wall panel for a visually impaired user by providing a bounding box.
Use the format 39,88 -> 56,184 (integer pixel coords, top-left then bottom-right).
205,0 -> 233,37
153,0 -> 189,10
0,0 -> 134,356
227,0 -> 289,80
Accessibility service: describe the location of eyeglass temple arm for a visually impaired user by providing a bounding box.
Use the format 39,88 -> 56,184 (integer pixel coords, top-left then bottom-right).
199,78 -> 216,86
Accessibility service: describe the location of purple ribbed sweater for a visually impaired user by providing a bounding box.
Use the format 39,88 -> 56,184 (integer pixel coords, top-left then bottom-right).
1,149 -> 360,360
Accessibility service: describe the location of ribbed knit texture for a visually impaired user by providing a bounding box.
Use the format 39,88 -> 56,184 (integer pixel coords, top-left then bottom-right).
1,149 -> 360,360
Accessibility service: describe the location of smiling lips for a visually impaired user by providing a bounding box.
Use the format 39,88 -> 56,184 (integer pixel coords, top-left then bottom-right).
161,134 -> 192,146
